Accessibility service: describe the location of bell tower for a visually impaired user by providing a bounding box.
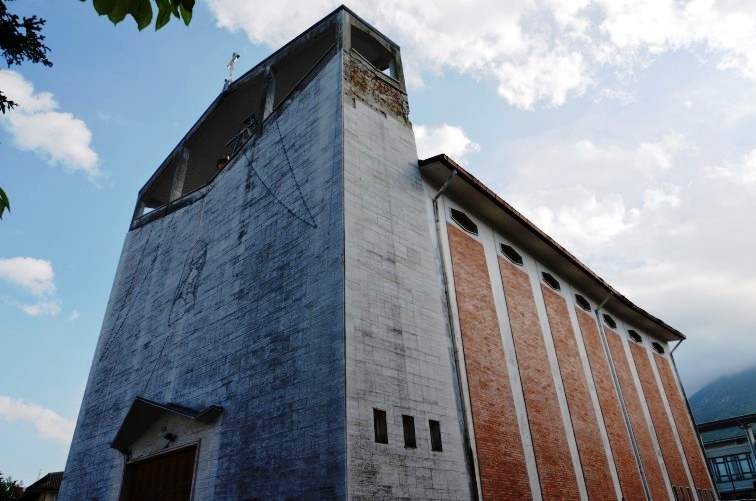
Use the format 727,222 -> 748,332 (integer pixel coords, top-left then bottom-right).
60,8 -> 472,500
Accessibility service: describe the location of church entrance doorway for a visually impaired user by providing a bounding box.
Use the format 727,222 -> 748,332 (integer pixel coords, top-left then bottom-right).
124,445 -> 197,500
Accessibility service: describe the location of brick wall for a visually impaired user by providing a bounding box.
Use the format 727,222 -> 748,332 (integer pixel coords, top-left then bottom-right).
604,328 -> 669,499
498,259 -> 580,500
575,309 -> 645,500
630,342 -> 693,493
655,354 -> 716,495
541,286 -> 615,500
447,225 -> 531,500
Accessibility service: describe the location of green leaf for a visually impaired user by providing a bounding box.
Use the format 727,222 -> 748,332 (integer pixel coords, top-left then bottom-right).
92,0 -> 113,16
127,0 -> 153,31
86,0 -> 192,31
0,187 -> 10,220
107,0 -> 128,25
179,4 -> 192,26
169,0 -> 181,18
155,0 -> 172,30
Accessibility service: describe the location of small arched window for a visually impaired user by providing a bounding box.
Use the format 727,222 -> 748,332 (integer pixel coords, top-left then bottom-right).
450,208 -> 478,235
602,314 -> 617,329
541,272 -> 561,291
652,342 -> 665,354
574,294 -> 591,312
628,330 -> 642,343
500,244 -> 523,266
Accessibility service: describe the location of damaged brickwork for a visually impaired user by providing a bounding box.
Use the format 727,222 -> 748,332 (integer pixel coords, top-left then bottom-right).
345,52 -> 409,122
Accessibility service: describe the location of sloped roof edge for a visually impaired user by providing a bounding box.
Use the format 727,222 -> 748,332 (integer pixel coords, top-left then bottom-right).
420,153 -> 685,342
20,471 -> 63,497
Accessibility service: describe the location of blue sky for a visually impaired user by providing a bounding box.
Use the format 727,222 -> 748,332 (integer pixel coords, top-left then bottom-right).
3,0 -> 756,487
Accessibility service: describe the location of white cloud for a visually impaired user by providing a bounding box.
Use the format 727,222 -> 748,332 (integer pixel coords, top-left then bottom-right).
642,187 -> 680,210
21,300 -> 62,318
66,310 -> 80,322
414,124 -> 481,163
0,396 -> 75,445
0,257 -> 66,317
207,0 -> 333,46
496,126 -> 756,392
206,1 -> 756,109
499,132 -> 689,251
0,70 -> 100,177
703,147 -> 756,185
0,257 -> 56,296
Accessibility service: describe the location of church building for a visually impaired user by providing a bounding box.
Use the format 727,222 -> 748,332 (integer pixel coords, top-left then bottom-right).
60,7 -> 717,500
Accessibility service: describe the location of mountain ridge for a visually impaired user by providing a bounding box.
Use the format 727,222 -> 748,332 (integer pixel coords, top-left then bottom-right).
689,366 -> 756,424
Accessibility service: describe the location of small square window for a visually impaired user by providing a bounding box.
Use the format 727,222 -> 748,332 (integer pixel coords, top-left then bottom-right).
374,408 -> 388,444
429,420 -> 443,452
402,415 -> 416,448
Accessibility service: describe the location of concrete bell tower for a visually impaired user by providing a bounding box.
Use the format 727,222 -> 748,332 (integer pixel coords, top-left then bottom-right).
60,7 -> 473,500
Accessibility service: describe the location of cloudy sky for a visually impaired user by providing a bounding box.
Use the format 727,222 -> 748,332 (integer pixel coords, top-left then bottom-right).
2,0 -> 756,486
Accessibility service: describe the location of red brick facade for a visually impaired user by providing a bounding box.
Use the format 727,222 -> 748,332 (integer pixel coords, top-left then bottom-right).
445,218 -> 713,501
604,328 -> 669,500
541,286 -> 615,500
629,342 -> 693,493
498,259 -> 580,500
447,225 -> 532,500
655,354 -> 716,495
575,309 -> 645,500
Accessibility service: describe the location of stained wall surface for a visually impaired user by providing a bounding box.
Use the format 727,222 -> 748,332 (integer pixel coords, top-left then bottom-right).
61,52 -> 347,500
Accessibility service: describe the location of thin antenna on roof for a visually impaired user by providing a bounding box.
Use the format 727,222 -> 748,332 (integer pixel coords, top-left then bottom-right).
223,52 -> 240,91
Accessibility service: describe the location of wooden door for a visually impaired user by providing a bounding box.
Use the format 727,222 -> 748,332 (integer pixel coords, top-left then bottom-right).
126,446 -> 197,501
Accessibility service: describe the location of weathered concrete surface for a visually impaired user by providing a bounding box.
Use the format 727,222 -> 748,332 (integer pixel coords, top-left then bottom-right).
60,52 -> 346,500
343,51 -> 471,500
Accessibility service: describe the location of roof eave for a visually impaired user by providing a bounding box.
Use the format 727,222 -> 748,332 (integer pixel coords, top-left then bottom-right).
420,154 -> 686,343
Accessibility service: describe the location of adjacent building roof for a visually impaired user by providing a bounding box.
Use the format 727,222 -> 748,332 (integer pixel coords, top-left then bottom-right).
20,471 -> 63,499
697,412 -> 756,434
